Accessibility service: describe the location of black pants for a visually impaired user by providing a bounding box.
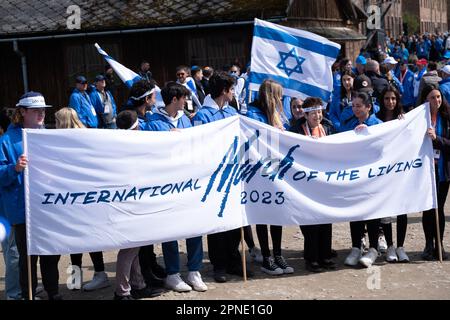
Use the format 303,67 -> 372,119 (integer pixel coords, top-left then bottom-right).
15,224 -> 60,299
422,181 -> 449,248
350,219 -> 380,249
381,215 -> 408,247
207,228 -> 241,272
256,225 -> 282,257
243,225 -> 255,249
139,244 -> 157,284
300,224 -> 332,263
70,252 -> 105,272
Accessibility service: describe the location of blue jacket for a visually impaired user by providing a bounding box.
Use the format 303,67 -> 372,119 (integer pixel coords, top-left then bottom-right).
339,100 -> 380,127
89,89 -> 117,128
340,113 -> 383,132
329,92 -> 352,132
145,108 -> 192,131
439,78 -> 450,104
191,95 -> 238,125
69,89 -> 98,128
396,68 -> 415,108
245,105 -> 269,124
0,124 -> 26,225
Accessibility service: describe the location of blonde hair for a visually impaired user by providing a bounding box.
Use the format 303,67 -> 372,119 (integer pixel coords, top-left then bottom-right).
12,108 -> 24,125
258,79 -> 285,129
55,107 -> 85,129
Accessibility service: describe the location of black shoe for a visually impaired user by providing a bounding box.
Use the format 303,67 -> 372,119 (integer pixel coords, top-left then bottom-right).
147,272 -> 165,288
226,265 -> 254,278
421,244 -> 435,261
151,262 -> 167,280
114,293 -> 135,300
131,287 -> 164,299
213,269 -> 227,283
274,255 -> 294,274
48,293 -> 63,300
305,261 -> 324,273
330,249 -> 338,258
434,247 -> 449,261
319,259 -> 336,270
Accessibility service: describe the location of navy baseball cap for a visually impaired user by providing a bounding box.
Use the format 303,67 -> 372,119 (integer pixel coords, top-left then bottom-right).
16,91 -> 52,108
94,74 -> 106,82
75,75 -> 88,84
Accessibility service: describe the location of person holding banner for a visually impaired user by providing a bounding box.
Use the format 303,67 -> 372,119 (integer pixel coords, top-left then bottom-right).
342,92 -> 383,268
0,92 -> 61,299
376,86 -> 410,263
145,82 -> 208,292
289,98 -> 304,129
0,113 -> 21,300
54,107 -> 111,292
245,79 -> 294,276
420,84 -> 450,261
290,97 -> 336,272
192,72 -> 247,283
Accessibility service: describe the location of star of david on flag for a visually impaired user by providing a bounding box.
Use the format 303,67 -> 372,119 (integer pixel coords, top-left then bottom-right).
248,19 -> 341,103
277,48 -> 306,76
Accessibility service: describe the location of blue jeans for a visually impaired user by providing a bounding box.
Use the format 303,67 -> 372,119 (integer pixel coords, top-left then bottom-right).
162,237 -> 203,275
1,228 -> 21,299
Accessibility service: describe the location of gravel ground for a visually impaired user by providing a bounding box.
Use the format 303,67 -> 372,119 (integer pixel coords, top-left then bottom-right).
1,212 -> 450,300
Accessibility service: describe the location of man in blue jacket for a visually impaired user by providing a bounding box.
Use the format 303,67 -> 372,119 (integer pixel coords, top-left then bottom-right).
69,76 -> 98,128
192,72 -> 252,283
0,92 -> 61,300
89,74 -> 117,129
145,82 -> 208,293
396,60 -> 415,111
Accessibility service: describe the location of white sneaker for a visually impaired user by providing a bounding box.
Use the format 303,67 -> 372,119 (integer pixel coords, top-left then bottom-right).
186,271 -> 208,292
249,246 -> 263,263
344,247 -> 362,266
165,273 -> 192,292
359,248 -> 378,268
83,271 -> 110,291
396,247 -> 410,262
386,245 -> 398,262
377,235 -> 388,253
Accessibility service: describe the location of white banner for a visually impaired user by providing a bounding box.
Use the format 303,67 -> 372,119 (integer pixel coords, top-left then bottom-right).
25,105 -> 436,255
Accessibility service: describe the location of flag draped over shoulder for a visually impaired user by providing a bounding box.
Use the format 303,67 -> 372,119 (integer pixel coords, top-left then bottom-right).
248,19 -> 341,102
94,43 -> 164,106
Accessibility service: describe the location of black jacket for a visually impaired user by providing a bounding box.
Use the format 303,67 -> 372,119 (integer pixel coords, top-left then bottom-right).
365,71 -> 389,103
289,117 -> 336,136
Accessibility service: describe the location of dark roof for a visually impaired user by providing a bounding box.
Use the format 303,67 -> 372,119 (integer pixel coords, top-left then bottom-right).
0,0 -> 288,37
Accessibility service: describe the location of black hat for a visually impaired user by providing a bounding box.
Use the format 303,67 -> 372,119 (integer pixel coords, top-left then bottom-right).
353,74 -> 373,93
94,74 -> 106,82
75,75 -> 87,84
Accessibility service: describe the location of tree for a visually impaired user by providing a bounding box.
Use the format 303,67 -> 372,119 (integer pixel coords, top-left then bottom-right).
403,13 -> 419,35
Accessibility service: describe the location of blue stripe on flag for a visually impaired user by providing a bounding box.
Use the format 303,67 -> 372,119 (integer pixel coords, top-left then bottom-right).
125,76 -> 143,88
254,25 -> 339,59
249,72 -> 331,101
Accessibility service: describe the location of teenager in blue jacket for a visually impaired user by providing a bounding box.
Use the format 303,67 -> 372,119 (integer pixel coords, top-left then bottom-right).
146,82 -> 208,293
0,92 -> 61,300
192,72 -> 248,283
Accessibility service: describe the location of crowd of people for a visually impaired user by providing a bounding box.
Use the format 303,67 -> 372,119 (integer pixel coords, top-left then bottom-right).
1,32 -> 450,300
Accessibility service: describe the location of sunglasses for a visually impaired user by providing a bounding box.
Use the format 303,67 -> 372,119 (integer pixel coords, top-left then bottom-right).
177,73 -> 186,76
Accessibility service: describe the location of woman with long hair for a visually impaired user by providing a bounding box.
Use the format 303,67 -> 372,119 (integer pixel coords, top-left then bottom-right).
419,84 -> 450,260
245,79 -> 294,275
376,86 -> 410,263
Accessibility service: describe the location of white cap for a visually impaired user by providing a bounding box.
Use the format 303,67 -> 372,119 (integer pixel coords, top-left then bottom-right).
383,56 -> 398,65
441,65 -> 450,75
16,91 -> 52,108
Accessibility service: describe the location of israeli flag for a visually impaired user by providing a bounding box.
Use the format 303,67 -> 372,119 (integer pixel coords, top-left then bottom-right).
248,19 -> 341,102
95,43 -> 164,106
